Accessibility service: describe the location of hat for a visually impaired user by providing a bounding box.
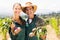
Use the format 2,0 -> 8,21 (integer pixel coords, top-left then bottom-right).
22,2 -> 37,13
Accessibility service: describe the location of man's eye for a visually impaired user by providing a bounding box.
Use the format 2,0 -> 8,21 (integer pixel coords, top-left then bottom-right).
27,10 -> 28,11
15,8 -> 17,10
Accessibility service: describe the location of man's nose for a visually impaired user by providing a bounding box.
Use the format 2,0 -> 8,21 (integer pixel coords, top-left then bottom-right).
28,10 -> 31,12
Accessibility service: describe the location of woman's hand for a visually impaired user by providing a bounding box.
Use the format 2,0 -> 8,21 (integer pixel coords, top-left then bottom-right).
10,22 -> 15,30
10,23 -> 22,35
14,27 -> 22,35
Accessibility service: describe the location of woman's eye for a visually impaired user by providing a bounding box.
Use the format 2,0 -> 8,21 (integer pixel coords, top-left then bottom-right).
15,8 -> 17,10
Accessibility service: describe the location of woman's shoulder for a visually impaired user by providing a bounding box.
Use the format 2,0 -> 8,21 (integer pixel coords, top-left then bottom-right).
19,17 -> 26,25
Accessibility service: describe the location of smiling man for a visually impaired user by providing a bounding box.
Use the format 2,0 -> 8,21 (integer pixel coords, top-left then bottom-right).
22,2 -> 46,40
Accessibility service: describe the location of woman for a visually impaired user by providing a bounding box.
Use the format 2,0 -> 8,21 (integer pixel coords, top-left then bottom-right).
9,3 -> 25,40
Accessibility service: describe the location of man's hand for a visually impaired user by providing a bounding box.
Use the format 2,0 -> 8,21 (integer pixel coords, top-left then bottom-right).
32,28 -> 37,32
29,32 -> 35,37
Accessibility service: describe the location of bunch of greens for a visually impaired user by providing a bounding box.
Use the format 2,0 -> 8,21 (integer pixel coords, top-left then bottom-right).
36,26 -> 47,40
0,17 -> 12,40
49,17 -> 59,35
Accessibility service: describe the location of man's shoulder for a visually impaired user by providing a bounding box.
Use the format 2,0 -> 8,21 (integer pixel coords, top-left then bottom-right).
35,15 -> 44,21
35,16 -> 45,26
36,16 -> 44,22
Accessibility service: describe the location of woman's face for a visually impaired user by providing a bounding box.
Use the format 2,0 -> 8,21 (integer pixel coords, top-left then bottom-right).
13,4 -> 22,16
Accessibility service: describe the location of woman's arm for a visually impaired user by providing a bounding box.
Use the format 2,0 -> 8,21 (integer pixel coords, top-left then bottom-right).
6,32 -> 11,40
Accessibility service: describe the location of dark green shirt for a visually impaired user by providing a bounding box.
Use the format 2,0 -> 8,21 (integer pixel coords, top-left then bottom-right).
25,15 -> 45,40
9,17 -> 25,40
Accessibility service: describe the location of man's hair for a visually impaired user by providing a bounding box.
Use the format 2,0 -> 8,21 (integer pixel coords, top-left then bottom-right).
23,6 -> 34,13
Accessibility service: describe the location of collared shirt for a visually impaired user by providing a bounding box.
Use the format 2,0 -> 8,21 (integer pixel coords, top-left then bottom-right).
29,19 -> 32,24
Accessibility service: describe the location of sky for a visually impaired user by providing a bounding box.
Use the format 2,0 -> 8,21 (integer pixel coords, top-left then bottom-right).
0,0 -> 60,16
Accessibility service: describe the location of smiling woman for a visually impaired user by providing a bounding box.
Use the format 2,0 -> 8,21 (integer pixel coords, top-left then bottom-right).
8,3 -> 26,40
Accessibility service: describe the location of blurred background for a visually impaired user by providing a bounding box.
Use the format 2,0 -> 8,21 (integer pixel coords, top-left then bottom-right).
0,0 -> 60,17
0,0 -> 60,40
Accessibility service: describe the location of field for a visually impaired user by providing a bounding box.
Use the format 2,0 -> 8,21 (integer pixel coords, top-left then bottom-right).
0,17 -> 60,40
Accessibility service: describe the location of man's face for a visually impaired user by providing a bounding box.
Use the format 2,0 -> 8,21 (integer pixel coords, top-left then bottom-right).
25,6 -> 34,19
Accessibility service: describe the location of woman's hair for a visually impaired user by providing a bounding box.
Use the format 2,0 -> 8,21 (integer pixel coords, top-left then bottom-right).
13,3 -> 22,9
11,16 -> 26,25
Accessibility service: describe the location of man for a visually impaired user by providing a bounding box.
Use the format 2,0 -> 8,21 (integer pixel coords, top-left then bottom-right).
22,2 -> 46,40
